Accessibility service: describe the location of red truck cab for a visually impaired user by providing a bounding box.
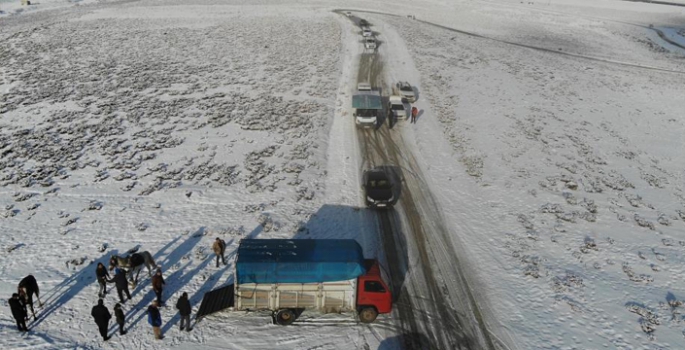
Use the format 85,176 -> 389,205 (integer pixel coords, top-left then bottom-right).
356,259 -> 393,323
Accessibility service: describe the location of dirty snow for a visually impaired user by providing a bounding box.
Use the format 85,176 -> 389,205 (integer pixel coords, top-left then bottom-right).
1,0 -> 685,349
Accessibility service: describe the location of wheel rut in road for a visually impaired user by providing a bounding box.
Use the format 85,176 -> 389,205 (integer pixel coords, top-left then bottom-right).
355,48 -> 496,350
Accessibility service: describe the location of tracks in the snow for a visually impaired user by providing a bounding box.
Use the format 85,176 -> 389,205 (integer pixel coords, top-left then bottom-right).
354,49 -> 496,349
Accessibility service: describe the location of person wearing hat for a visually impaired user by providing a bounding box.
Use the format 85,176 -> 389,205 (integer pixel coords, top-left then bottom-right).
147,301 -> 163,340
212,238 -> 226,267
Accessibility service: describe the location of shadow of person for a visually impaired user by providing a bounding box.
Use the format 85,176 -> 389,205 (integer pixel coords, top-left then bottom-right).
30,250 -> 113,329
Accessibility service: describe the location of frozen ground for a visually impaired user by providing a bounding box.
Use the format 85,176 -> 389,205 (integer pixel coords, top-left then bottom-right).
1,0 -> 685,349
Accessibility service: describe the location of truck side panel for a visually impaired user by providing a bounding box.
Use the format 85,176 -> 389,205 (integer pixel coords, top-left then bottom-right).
235,279 -> 358,313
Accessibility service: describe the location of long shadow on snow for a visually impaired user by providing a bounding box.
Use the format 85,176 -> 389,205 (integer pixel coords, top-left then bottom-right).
30,250 -> 113,329
118,233 -> 205,332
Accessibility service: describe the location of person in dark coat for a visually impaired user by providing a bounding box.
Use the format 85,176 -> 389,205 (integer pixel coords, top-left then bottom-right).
8,293 -> 28,332
114,303 -> 127,335
91,299 -> 111,341
110,268 -> 131,303
147,301 -> 163,340
18,274 -> 41,320
96,262 -> 110,298
176,292 -> 192,331
151,269 -> 165,305
212,238 -> 227,267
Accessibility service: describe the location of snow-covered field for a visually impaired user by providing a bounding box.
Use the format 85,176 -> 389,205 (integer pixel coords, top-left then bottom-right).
1,0 -> 685,349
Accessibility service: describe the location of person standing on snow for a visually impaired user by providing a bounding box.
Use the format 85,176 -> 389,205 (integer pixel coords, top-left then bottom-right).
110,268 -> 131,304
9,293 -> 28,332
176,292 -> 192,331
151,269 -> 165,305
148,300 -> 163,340
212,237 -> 227,267
411,106 -> 418,124
114,303 -> 127,335
91,299 -> 112,341
96,262 -> 110,298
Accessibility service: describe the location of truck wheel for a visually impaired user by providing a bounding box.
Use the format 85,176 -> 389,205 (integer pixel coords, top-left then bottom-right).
275,309 -> 296,326
358,307 -> 378,323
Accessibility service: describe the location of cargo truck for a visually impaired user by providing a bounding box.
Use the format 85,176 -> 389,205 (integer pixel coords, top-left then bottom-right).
234,239 -> 392,325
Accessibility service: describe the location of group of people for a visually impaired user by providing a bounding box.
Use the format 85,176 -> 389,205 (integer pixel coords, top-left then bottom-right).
8,238 -> 229,341
8,275 -> 41,333
92,262 -> 193,341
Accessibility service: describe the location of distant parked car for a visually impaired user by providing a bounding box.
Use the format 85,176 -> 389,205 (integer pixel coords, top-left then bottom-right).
345,11 -> 352,17
362,27 -> 372,37
363,167 -> 395,208
394,81 -> 416,102
364,37 -> 377,50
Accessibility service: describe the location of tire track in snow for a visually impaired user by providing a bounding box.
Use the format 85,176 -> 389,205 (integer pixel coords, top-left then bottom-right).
337,9 -> 685,75
353,39 -> 495,349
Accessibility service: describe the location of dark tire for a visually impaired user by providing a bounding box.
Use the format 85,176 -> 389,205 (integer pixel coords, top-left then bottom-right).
275,309 -> 296,326
358,307 -> 378,323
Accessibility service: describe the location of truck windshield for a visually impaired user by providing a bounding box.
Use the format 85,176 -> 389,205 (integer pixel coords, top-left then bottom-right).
391,104 -> 404,111
357,109 -> 377,117
364,281 -> 386,293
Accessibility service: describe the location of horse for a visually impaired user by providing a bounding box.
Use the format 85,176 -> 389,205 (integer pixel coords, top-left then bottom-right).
109,251 -> 157,285
18,275 -> 42,320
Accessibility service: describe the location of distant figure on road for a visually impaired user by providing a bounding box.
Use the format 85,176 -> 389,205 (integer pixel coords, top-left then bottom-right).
151,269 -> 165,305
18,275 -> 41,320
148,301 -> 163,340
411,106 -> 418,124
114,303 -> 127,335
9,293 -> 28,332
96,262 -> 110,298
91,299 -> 112,341
110,268 -> 131,304
176,292 -> 192,332
212,238 -> 227,267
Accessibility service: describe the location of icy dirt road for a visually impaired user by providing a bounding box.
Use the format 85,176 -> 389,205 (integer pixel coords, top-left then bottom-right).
354,37 -> 499,350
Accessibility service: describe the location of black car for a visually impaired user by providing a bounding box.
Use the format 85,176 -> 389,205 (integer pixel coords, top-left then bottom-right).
363,168 -> 395,208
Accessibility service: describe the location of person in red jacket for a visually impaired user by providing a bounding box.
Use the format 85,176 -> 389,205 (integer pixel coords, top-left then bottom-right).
411,106 -> 418,124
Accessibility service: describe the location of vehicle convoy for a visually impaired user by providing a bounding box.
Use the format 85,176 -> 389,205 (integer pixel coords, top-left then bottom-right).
234,239 -> 392,325
388,95 -> 407,121
353,83 -> 383,128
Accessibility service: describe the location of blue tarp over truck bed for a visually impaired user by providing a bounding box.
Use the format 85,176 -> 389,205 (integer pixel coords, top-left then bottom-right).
236,239 -> 366,284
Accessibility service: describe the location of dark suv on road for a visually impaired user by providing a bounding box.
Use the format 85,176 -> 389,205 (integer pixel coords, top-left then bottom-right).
363,167 -> 395,208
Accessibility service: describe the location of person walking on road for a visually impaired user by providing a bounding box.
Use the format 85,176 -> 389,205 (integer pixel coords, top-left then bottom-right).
9,293 -> 28,332
176,292 -> 192,332
151,269 -> 165,306
114,303 -> 127,335
148,301 -> 163,340
91,299 -> 112,341
411,106 -> 418,124
96,262 -> 110,298
212,237 -> 227,267
110,268 -> 131,304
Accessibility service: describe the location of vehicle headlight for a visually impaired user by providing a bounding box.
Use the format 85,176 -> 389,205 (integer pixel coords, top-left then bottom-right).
366,196 -> 376,203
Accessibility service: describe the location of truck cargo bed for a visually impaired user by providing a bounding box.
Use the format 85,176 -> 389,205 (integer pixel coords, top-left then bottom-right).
235,279 -> 358,313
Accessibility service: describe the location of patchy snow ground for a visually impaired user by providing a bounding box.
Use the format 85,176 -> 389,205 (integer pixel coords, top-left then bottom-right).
1,0 -> 685,349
